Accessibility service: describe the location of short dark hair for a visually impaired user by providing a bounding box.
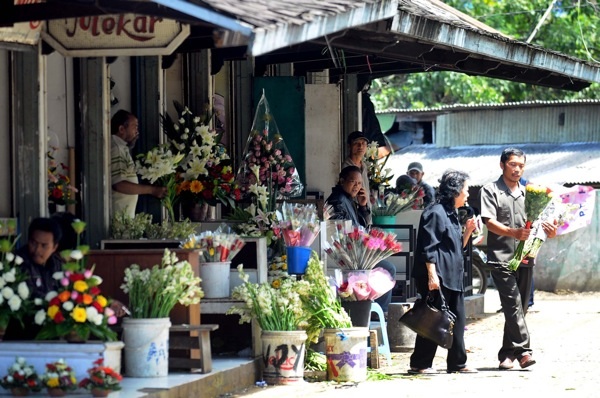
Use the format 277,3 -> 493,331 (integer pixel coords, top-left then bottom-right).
437,169 -> 469,207
338,165 -> 362,184
28,217 -> 62,245
501,147 -> 526,164
111,110 -> 135,135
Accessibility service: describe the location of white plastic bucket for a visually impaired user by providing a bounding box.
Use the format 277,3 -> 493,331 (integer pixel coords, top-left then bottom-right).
324,327 -> 369,382
261,330 -> 307,385
122,317 -> 171,377
200,261 -> 231,298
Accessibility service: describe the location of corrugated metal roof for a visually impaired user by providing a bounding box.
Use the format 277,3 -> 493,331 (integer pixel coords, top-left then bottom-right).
377,99 -> 600,114
387,142 -> 600,187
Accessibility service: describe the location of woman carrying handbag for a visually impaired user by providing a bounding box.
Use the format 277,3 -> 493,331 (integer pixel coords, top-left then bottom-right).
408,169 -> 478,375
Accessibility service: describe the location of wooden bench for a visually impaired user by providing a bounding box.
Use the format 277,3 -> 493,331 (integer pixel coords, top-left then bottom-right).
169,324 -> 219,373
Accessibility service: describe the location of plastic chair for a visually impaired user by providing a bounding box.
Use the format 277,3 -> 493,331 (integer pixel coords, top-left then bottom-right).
367,302 -> 392,364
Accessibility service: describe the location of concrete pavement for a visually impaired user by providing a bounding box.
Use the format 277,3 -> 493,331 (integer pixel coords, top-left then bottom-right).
228,288 -> 600,397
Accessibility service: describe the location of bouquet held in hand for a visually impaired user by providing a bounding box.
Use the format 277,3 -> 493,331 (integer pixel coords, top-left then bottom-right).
508,183 -> 553,271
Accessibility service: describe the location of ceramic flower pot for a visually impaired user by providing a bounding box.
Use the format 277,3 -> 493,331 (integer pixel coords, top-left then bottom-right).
91,388 -> 112,397
9,387 -> 29,396
46,388 -> 66,397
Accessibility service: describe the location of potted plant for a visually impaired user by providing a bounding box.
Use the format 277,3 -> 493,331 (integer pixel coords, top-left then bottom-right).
371,185 -> 424,225
0,357 -> 42,396
78,358 -> 123,397
227,265 -> 309,385
34,220 -> 118,342
0,219 -> 35,339
41,359 -> 76,397
120,248 -> 203,377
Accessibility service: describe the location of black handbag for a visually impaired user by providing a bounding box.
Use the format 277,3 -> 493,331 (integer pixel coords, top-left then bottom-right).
398,291 -> 456,349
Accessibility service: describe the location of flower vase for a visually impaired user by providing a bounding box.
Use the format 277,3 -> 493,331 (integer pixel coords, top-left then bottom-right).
9,387 -> 29,397
46,388 -> 66,397
91,388 -> 111,397
341,300 -> 373,327
64,329 -> 88,343
261,330 -> 307,385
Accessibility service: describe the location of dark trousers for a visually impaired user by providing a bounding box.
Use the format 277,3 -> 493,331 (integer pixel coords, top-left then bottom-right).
409,286 -> 467,371
491,264 -> 533,361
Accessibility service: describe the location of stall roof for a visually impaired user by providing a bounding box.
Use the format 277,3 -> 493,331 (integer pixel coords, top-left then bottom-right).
387,142 -> 600,187
3,0 -> 600,90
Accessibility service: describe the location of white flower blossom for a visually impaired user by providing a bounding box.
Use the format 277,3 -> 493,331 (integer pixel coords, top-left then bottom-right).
8,295 -> 21,311
17,281 -> 29,299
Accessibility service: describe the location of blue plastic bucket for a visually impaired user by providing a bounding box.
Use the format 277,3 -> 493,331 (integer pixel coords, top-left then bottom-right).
286,246 -> 312,274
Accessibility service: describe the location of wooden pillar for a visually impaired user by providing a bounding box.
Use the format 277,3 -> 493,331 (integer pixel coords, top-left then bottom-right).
78,57 -> 109,248
12,48 -> 41,239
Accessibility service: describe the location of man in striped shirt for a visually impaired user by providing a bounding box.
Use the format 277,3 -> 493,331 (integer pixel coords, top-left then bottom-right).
110,110 -> 166,218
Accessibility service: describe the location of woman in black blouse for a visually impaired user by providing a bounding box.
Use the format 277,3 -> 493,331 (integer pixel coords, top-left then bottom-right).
409,169 -> 477,374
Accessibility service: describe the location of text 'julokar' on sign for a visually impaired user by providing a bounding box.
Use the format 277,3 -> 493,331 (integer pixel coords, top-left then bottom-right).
41,13 -> 190,57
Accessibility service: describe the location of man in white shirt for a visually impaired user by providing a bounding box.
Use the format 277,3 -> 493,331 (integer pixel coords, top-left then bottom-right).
110,110 -> 166,218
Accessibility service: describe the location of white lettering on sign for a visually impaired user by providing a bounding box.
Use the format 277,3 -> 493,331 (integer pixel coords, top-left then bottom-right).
64,15 -> 163,42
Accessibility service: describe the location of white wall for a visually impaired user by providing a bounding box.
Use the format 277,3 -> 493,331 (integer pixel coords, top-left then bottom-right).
108,57 -> 132,117
305,84 -> 341,197
0,50 -> 10,216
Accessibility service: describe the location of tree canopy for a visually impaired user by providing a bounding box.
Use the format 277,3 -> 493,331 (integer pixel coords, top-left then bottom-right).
371,0 -> 600,110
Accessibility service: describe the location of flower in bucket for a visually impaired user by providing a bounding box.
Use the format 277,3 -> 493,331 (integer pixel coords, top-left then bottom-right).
227,265 -> 309,331
364,141 -> 394,193
121,249 -> 203,318
181,225 -> 246,263
508,183 -> 554,271
334,268 -> 395,302
41,359 -> 77,393
0,356 -> 43,393
78,358 -> 122,393
47,147 -> 78,206
0,218 -> 35,332
135,144 -> 184,223
162,101 -> 240,208
277,202 -> 321,248
324,223 -> 403,270
372,187 -> 424,217
34,220 -> 118,342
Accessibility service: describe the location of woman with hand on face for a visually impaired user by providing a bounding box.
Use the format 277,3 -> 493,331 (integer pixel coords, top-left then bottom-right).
409,169 -> 478,375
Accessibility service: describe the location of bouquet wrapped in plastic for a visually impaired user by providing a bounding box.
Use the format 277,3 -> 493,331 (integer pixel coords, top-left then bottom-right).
333,267 -> 395,301
235,91 -> 304,212
324,222 -> 402,270
181,224 -> 245,263
277,202 -> 321,247
508,183 -> 553,271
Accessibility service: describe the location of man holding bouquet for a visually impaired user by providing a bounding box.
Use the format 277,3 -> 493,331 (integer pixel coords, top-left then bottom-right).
479,148 -> 557,371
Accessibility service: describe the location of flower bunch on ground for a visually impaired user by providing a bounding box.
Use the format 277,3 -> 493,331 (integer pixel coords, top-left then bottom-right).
135,144 -> 184,223
34,220 -> 118,341
324,223 -> 402,270
364,141 -> 393,193
47,147 -> 78,206
508,183 -> 554,271
0,357 -> 42,393
0,218 -> 34,331
41,359 -> 76,392
227,265 -> 309,331
162,101 -> 240,208
78,358 -> 122,392
121,249 -> 203,318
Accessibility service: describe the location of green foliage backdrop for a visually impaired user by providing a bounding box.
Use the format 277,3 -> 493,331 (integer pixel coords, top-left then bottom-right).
371,0 -> 600,110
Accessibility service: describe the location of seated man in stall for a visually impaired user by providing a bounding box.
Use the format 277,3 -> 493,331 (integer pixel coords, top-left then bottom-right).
4,217 -> 125,340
